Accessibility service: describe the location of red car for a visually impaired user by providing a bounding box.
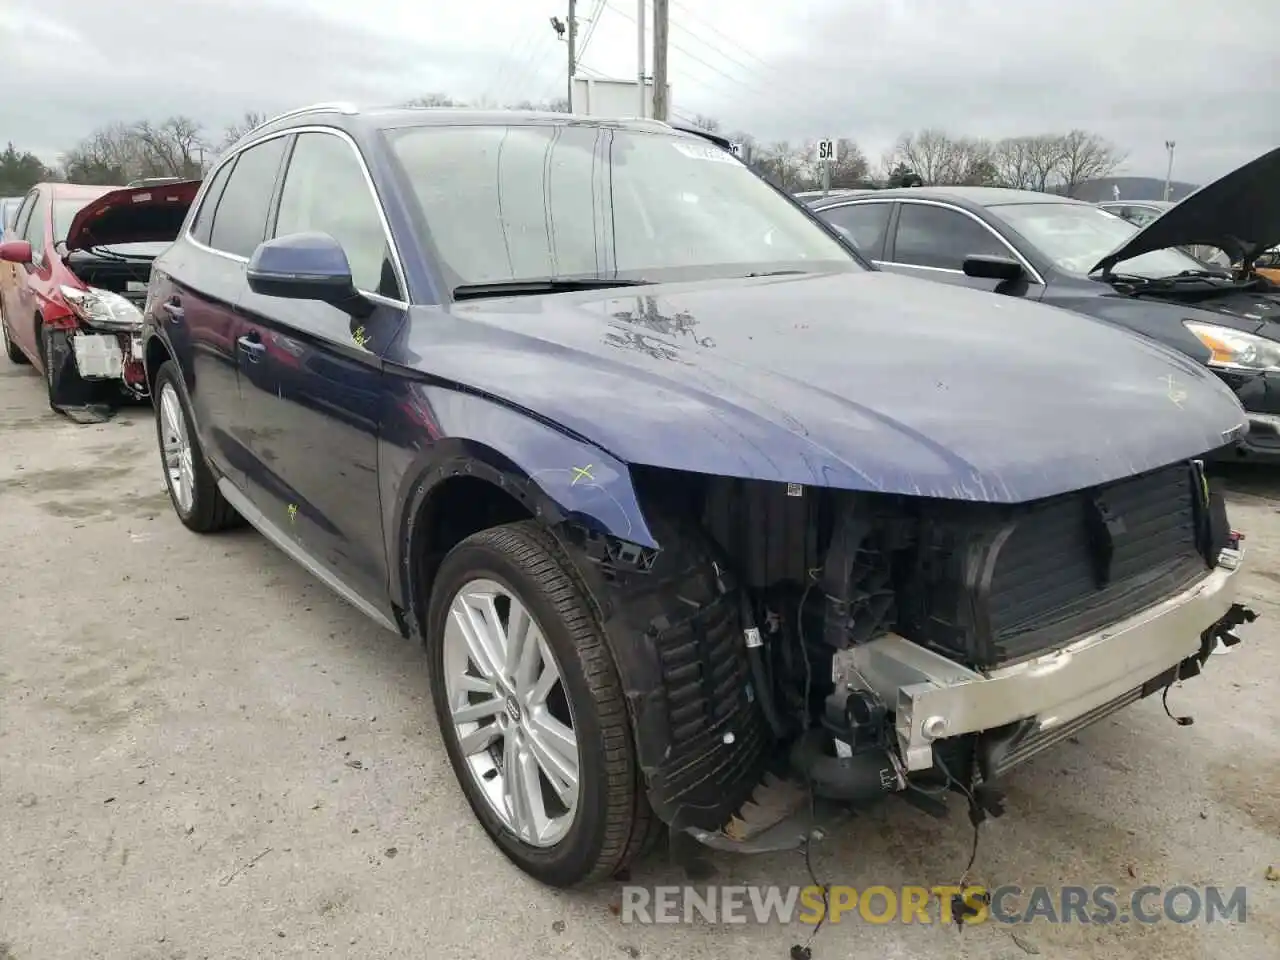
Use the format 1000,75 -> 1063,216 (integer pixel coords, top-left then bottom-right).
0,180 -> 199,417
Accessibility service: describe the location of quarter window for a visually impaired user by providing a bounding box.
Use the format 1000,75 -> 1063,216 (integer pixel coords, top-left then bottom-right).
189,159 -> 236,246
207,136 -> 288,258
893,203 -> 1006,271
273,132 -> 400,299
819,203 -> 891,258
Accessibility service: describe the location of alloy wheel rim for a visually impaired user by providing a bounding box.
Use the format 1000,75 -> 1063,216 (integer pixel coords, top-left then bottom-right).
158,382 -> 195,514
442,578 -> 581,847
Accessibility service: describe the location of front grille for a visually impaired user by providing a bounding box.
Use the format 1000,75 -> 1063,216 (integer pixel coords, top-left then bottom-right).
986,463 -> 1207,663
899,461 -> 1210,668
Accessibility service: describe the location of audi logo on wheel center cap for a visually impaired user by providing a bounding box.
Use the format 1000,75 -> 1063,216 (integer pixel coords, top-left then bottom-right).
504,697 -> 522,723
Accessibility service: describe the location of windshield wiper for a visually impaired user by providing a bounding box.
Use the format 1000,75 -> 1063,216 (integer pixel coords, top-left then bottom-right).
452,277 -> 649,301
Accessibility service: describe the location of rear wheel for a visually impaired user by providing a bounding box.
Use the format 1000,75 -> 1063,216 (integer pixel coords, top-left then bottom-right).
426,521 -> 651,887
1,306 -> 27,364
153,360 -> 241,533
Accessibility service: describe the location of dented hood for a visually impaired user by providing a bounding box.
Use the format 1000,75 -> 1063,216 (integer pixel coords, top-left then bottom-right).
407,270 -> 1247,505
1092,145 -> 1280,274
64,179 -> 201,252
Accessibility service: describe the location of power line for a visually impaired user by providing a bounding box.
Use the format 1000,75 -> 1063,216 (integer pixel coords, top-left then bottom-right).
603,1 -> 828,132
485,25 -> 543,104
663,1 -> 837,131
668,0 -> 780,74
503,28 -> 563,104
576,0 -> 608,61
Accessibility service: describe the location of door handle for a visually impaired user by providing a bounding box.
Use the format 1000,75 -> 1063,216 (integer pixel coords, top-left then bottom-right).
161,297 -> 184,322
237,334 -> 266,362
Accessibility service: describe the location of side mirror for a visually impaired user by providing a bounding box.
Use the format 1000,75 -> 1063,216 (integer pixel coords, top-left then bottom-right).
0,240 -> 33,264
963,254 -> 1023,282
246,232 -> 372,316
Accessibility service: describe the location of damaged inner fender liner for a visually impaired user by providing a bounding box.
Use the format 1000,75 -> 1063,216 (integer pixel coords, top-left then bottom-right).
550,459 -> 1253,846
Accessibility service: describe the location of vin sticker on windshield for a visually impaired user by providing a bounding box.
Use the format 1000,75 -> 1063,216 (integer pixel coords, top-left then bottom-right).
672,141 -> 740,164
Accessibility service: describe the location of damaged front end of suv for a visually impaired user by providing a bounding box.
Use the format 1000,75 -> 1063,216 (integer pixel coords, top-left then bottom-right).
564,461 -> 1253,857
395,258 -> 1261,885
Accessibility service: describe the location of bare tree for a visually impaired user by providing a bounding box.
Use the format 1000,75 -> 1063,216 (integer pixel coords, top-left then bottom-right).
1054,129 -> 1126,196
403,93 -> 464,108
889,129 -> 955,185
992,137 -> 1039,190
1026,135 -> 1067,192
757,141 -> 805,191
134,117 -> 207,178
219,110 -> 270,150
939,136 -> 995,185
60,116 -> 210,184
688,114 -> 721,133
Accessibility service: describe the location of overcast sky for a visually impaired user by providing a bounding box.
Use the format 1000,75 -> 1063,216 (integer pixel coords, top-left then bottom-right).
3,0 -> 1276,183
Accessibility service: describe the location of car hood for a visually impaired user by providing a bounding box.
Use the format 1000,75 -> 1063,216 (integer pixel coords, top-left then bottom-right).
405,271 -> 1247,504
1092,145 -> 1280,273
64,179 -> 201,252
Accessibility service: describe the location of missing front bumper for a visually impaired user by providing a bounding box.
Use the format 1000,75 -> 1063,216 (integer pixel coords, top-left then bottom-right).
839,545 -> 1248,774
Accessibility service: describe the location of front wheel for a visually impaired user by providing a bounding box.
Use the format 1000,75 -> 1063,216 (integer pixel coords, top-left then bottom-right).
426,521 -> 653,887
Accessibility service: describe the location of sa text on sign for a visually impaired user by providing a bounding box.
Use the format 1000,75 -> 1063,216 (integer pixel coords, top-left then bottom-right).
816,139 -> 838,163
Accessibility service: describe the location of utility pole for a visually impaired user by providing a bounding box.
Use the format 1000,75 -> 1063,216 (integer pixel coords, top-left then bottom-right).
567,0 -> 577,111
652,0 -> 669,121
1163,140 -> 1176,202
636,0 -> 646,117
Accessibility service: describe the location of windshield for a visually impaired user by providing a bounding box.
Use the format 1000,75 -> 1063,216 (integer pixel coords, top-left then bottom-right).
384,123 -> 860,290
53,196 -> 167,258
992,202 -> 1208,278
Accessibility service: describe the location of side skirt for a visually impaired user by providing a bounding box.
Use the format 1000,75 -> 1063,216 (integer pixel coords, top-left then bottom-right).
216,478 -> 401,636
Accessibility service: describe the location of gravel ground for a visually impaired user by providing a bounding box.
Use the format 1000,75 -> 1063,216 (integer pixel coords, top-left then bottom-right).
0,359 -> 1277,960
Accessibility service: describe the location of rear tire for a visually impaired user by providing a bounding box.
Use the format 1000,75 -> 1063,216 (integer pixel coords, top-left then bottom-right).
153,360 -> 241,533
1,307 -> 27,364
426,521 -> 652,887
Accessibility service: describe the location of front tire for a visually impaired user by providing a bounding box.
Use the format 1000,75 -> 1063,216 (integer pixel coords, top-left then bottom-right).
153,360 -> 241,533
426,521 -> 649,887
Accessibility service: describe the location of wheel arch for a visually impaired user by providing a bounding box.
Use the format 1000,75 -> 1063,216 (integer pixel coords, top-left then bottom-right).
144,331 -> 173,396
392,434 -> 658,639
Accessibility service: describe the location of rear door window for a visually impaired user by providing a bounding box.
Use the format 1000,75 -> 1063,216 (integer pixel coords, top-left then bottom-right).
819,202 -> 892,259
207,136 -> 288,258
892,202 -> 1005,271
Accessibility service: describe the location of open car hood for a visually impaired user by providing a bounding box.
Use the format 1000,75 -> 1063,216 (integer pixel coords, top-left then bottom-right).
1091,144 -> 1280,274
63,179 -> 201,252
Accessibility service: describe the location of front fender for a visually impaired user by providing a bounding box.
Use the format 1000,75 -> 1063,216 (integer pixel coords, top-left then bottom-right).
381,380 -> 658,611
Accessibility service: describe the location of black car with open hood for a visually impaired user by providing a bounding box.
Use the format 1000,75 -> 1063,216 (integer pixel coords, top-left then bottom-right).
806,145 -> 1280,461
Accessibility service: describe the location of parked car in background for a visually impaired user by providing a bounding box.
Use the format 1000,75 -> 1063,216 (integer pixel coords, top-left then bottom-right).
805,146 -> 1280,461
1096,200 -> 1232,268
143,103 -> 1252,889
1,196 -> 23,233
0,180 -> 198,416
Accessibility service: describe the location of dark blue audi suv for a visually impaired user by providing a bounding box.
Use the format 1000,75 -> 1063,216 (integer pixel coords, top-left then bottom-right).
140,102 -> 1254,888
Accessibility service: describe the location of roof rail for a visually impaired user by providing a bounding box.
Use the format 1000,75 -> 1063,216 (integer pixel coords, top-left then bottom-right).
248,102 -> 360,134
668,122 -> 733,152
